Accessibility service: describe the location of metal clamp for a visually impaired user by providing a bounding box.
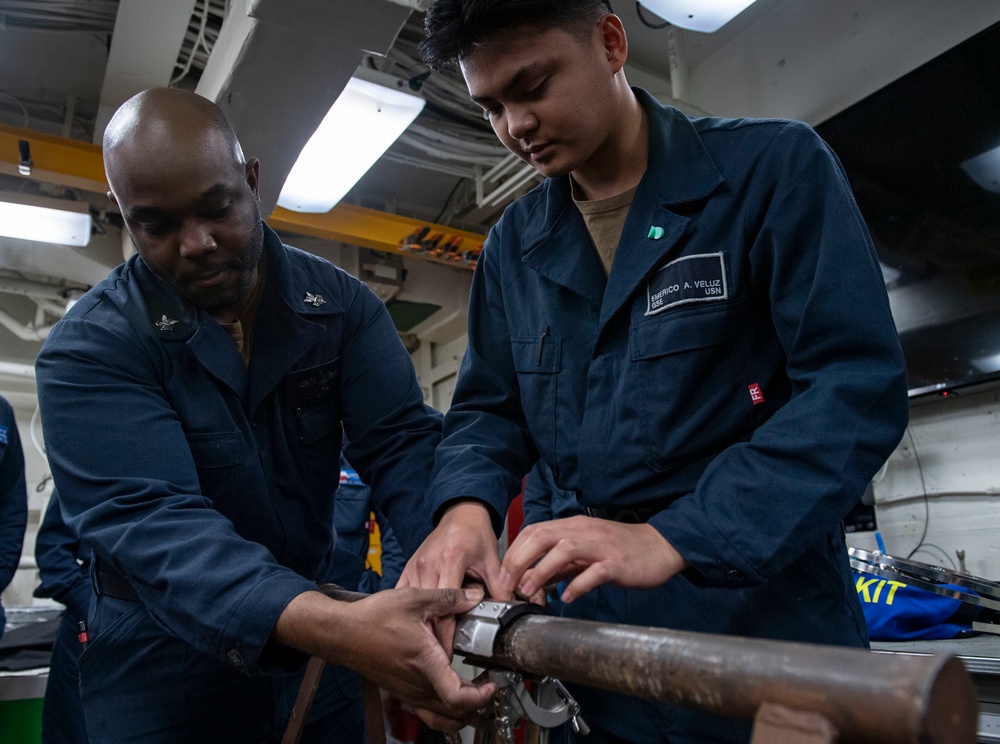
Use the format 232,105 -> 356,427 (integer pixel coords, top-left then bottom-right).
493,671 -> 589,734
454,600 -> 544,659
474,670 -> 590,743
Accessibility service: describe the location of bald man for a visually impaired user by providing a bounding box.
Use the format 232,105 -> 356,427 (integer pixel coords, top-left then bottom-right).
35,87 -> 492,744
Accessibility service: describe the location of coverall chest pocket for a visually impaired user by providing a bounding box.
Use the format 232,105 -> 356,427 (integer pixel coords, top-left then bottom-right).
283,359 -> 342,489
186,432 -> 244,507
629,300 -> 748,468
630,300 -> 740,361
511,335 -> 560,462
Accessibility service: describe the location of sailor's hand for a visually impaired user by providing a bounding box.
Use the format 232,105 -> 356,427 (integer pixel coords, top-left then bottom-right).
273,587 -> 495,729
398,501 -> 504,654
398,500 -> 503,597
499,516 -> 689,603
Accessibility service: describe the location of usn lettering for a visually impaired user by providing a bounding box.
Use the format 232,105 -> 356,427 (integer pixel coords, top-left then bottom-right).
692,279 -> 723,294
649,279 -> 724,310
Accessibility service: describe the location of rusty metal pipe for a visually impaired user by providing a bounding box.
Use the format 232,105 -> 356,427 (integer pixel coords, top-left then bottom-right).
317,586 -> 976,743
478,615 -> 975,744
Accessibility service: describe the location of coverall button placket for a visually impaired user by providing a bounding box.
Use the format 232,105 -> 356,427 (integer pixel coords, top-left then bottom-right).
226,649 -> 244,668
724,569 -> 746,586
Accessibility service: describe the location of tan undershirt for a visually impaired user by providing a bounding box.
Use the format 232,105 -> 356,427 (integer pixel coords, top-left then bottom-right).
572,184 -> 639,275
218,253 -> 266,365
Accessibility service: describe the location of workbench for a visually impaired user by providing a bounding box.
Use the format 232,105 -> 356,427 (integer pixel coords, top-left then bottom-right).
873,635 -> 1000,742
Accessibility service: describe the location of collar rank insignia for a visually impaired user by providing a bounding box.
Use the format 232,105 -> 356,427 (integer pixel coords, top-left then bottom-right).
304,292 -> 326,307
155,315 -> 179,331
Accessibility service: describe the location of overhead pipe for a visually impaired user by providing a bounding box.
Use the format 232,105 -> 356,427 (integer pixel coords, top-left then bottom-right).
0,361 -> 36,379
0,306 -> 52,341
480,164 -> 540,208
666,25 -> 689,104
0,275 -> 69,302
483,152 -> 523,184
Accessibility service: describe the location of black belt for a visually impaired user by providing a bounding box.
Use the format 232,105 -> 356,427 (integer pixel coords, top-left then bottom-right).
93,563 -> 140,602
586,505 -> 660,524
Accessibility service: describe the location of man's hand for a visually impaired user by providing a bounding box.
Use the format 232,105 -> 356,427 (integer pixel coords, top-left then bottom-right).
397,500 -> 504,678
499,516 -> 689,603
272,586 -> 495,729
398,501 -> 504,597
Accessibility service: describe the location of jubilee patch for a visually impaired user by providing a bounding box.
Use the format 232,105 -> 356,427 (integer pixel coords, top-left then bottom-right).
646,252 -> 728,316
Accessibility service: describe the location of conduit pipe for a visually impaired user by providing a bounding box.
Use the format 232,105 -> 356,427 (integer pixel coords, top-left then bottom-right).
0,276 -> 68,302
666,25 -> 689,104
0,307 -> 53,341
0,361 -> 36,379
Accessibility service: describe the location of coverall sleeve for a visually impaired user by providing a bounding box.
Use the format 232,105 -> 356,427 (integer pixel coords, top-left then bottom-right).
35,318 -> 318,675
651,122 -> 909,586
427,233 -> 538,536
338,283 -> 443,556
0,398 -> 27,595
33,493 -> 92,619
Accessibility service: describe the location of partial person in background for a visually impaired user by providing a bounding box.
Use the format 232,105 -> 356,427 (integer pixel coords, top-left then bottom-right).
331,453 -> 443,744
34,490 -> 91,744
0,394 -> 28,643
332,450 -> 405,594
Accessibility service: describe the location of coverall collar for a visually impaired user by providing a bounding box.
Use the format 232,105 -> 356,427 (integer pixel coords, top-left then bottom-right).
244,225 -> 343,413
519,88 -> 726,327
137,224 -> 343,411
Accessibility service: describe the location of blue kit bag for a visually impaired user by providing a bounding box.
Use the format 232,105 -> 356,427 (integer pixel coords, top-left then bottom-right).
854,571 -> 980,640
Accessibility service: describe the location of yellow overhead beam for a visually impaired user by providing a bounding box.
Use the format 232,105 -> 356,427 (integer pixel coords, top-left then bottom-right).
0,124 -> 109,194
0,125 -> 485,270
270,204 -> 483,270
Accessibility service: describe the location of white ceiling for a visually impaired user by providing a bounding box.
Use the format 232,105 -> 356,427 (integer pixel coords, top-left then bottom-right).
2,0 -> 1000,381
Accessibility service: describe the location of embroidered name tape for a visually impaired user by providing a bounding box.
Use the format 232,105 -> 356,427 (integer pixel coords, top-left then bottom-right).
646,252 -> 728,316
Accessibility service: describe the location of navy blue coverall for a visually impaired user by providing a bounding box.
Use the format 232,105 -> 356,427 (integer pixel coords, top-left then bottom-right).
0,395 -> 27,643
35,225 -> 441,743
521,460 -> 582,527
34,492 -> 91,744
430,90 -> 909,743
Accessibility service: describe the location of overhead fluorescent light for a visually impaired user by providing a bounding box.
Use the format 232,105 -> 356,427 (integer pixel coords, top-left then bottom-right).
277,69 -> 425,213
960,144 -> 1000,194
637,0 -> 759,33
0,192 -> 92,247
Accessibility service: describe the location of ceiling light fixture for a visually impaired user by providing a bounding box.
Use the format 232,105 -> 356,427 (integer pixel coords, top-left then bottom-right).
0,192 -> 92,247
277,69 -> 426,213
637,0 -> 759,33
960,144 -> 1000,194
